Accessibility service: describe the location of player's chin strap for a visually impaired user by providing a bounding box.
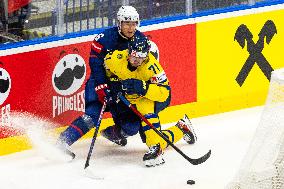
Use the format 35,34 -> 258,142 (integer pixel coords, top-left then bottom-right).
117,93 -> 211,165
84,99 -> 107,169
117,25 -> 136,40
118,30 -> 129,39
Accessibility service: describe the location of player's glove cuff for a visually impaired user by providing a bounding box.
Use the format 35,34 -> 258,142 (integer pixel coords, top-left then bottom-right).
95,84 -> 111,103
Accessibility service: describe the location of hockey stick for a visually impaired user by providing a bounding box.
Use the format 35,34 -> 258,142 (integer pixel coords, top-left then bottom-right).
119,94 -> 211,165
84,100 -> 107,169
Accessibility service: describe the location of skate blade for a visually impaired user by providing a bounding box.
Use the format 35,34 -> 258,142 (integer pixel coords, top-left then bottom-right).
144,156 -> 165,167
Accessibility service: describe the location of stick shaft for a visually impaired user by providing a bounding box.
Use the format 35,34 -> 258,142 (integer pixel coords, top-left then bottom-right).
84,101 -> 107,169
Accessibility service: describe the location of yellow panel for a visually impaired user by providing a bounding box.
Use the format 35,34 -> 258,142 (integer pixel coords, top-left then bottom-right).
197,9 -> 284,111
0,135 -> 32,156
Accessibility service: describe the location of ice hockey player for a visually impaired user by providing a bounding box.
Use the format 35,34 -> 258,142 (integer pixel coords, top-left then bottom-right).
56,5 -> 150,158
99,36 -> 197,167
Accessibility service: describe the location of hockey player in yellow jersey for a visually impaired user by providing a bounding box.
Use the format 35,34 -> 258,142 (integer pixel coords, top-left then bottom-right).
100,36 -> 197,167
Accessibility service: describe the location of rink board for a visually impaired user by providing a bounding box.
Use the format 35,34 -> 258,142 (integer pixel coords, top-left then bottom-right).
1,2 -> 284,155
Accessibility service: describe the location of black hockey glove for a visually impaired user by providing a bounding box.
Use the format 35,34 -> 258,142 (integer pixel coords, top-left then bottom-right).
109,81 -> 125,102
121,79 -> 149,96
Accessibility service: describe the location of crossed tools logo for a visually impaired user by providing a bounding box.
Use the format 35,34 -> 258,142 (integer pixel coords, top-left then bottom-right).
234,20 -> 277,86
52,49 -> 86,117
0,65 -> 11,126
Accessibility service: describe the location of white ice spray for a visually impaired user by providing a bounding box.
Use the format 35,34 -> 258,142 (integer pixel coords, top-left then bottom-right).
7,112 -> 73,162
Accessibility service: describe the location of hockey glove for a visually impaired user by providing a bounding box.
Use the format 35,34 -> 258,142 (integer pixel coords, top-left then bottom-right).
95,84 -> 112,104
109,81 -> 125,102
109,81 -> 123,94
121,79 -> 148,96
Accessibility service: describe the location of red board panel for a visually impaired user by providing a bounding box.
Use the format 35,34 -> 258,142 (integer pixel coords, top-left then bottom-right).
0,23 -> 197,138
145,24 -> 197,105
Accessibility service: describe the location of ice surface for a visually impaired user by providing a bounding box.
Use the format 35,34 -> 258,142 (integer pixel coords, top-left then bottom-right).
0,107 -> 263,189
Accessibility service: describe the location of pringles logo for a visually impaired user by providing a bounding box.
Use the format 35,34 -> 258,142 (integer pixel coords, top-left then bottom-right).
52,49 -> 86,117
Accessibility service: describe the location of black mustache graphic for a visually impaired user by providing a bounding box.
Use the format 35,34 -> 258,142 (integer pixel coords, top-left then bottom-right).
0,78 -> 9,93
54,64 -> 85,90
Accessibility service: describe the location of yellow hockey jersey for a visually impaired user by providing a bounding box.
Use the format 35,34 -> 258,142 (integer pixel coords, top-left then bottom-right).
104,49 -> 170,102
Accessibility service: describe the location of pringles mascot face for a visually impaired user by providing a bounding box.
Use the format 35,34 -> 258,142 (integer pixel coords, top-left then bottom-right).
0,67 -> 11,105
52,50 -> 86,96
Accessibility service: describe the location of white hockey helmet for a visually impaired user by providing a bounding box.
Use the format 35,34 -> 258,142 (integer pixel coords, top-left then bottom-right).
117,6 -> 140,28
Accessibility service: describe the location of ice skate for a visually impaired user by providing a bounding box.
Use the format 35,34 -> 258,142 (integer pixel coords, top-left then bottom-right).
143,143 -> 165,167
101,126 -> 127,146
55,139 -> 76,160
176,114 -> 197,144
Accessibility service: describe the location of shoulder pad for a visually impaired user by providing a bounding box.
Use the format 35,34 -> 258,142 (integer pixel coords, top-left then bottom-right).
94,27 -> 119,49
105,50 -> 127,61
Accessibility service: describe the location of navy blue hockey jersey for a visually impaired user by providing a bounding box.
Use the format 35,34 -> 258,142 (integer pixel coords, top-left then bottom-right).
89,27 -> 145,87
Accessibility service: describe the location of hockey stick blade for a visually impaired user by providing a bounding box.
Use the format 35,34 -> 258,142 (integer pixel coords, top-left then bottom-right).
187,149 -> 211,165
165,134 -> 211,165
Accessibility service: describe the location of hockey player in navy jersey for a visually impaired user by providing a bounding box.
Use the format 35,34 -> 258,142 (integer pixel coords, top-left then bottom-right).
56,5 -> 146,158
100,36 -> 197,167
